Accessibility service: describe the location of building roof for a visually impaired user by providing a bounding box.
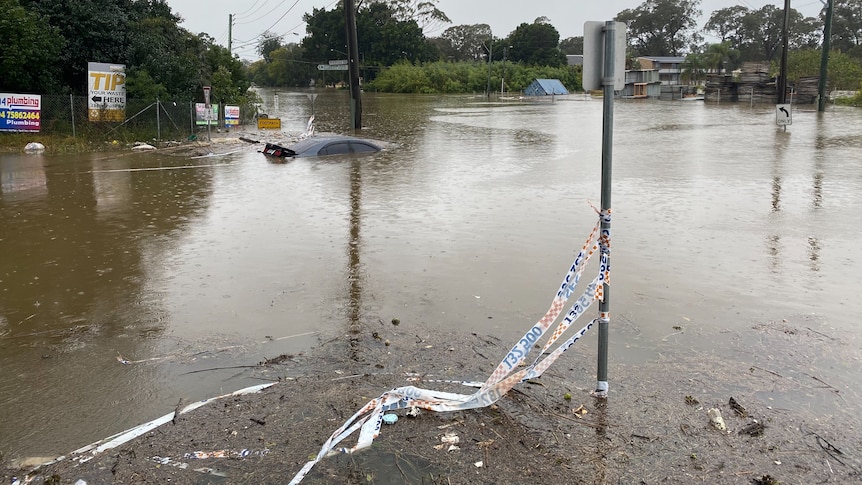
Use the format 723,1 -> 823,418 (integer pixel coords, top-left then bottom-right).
566,55 -> 583,66
524,79 -> 569,96
638,56 -> 686,63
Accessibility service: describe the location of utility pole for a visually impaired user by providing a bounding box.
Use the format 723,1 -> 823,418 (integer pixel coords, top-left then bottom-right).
344,0 -> 362,129
777,0 -> 791,104
818,0 -> 835,112
228,14 -> 233,53
485,37 -> 493,99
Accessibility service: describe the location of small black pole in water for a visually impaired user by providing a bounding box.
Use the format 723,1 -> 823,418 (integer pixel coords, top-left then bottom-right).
595,21 -> 616,398
777,0 -> 791,104
818,0 -> 835,112
344,0 -> 362,130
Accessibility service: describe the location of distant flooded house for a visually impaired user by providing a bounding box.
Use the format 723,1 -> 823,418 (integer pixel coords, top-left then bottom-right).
636,56 -> 686,85
524,79 -> 569,96
622,70 -> 662,98
630,56 -> 691,100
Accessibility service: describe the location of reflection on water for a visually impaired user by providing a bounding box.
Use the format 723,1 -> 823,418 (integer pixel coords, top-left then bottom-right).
2,93 -> 861,461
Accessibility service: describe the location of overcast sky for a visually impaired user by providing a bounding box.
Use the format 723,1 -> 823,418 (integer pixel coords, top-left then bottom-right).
166,0 -> 825,59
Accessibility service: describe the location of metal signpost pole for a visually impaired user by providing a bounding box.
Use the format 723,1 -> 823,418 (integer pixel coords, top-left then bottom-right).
595,21 -> 615,398
156,98 -> 161,141
203,86 -> 211,142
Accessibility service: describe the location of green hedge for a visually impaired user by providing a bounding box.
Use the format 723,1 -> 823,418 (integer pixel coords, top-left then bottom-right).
366,61 -> 582,94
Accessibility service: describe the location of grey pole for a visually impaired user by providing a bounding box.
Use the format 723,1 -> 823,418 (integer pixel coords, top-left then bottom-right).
486,39 -> 493,99
70,94 -> 76,138
156,98 -> 161,141
595,20 -> 615,398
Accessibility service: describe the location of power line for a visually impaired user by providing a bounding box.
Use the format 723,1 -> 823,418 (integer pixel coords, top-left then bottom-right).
236,0 -> 291,25
234,0 -> 266,18
276,0 -> 339,38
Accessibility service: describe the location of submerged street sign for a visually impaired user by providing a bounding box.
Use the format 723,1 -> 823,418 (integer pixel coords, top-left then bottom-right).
775,104 -> 792,126
317,64 -> 348,71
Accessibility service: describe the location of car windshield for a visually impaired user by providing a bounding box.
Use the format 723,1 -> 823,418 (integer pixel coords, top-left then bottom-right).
290,138 -> 325,154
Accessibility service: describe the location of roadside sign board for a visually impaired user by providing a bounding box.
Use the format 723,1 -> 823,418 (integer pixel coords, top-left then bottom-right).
257,118 -> 282,129
775,104 -> 792,126
0,93 -> 41,132
225,105 -> 240,126
582,22 -> 626,91
328,59 -> 348,65
195,103 -> 218,125
317,64 -> 349,71
88,62 -> 126,121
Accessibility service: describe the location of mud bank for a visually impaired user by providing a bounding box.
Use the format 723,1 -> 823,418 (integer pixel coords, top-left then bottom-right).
3,315 -> 860,485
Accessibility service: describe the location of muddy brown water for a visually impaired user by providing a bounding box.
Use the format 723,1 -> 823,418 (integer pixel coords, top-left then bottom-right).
1,91 -> 861,467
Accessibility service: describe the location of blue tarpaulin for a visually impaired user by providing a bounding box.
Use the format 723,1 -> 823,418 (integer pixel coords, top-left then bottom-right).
524,79 -> 569,96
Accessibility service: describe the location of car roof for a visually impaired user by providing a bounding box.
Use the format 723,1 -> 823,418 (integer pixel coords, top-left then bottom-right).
289,135 -> 381,157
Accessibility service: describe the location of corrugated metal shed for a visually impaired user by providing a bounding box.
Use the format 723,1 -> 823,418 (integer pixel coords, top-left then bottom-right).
524,79 -> 569,96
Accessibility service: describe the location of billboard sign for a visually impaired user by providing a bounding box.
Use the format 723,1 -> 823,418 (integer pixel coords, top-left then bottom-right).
88,62 -> 126,121
195,103 -> 219,126
224,105 -> 240,126
0,93 -> 41,132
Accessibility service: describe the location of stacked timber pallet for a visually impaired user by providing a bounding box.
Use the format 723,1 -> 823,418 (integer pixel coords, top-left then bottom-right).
704,62 -> 817,104
738,62 -> 770,83
793,76 -> 820,104
704,74 -> 733,101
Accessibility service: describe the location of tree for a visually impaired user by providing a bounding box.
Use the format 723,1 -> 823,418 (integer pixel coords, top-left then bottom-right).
257,31 -> 283,63
302,2 -> 436,73
559,37 -> 584,55
437,24 -> 492,61
125,8 -> 200,98
616,0 -> 702,56
786,48 -> 862,89
372,0 -> 451,32
681,52 -> 707,85
0,0 -> 65,93
124,68 -> 168,100
19,0 -> 133,94
829,0 -> 862,58
706,5 -> 820,63
704,6 -> 750,46
198,34 -> 251,103
251,43 -> 316,87
507,20 -> 566,66
705,42 -> 739,73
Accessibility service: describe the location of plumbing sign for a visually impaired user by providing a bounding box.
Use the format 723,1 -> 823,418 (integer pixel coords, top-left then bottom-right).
88,62 -> 126,122
0,93 -> 41,132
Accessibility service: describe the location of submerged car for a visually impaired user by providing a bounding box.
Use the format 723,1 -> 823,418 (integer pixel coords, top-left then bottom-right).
262,135 -> 381,158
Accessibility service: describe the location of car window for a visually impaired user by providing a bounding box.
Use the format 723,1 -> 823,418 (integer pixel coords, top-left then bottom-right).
350,141 -> 379,153
318,142 -> 351,156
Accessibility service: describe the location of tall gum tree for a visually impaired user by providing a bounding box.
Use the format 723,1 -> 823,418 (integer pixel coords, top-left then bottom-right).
615,0 -> 702,57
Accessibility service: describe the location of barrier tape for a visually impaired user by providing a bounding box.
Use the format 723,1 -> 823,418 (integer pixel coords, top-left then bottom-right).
288,209 -> 611,484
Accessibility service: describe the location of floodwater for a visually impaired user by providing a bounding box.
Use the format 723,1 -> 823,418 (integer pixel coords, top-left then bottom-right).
1,91 -> 861,461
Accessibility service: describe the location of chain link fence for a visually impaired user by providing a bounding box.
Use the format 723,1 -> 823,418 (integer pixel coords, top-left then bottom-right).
39,95 -> 258,142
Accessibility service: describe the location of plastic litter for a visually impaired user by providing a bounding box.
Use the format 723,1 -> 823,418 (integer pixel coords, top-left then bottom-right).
23,142 -> 45,153
708,408 -> 727,431
382,413 -> 398,425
